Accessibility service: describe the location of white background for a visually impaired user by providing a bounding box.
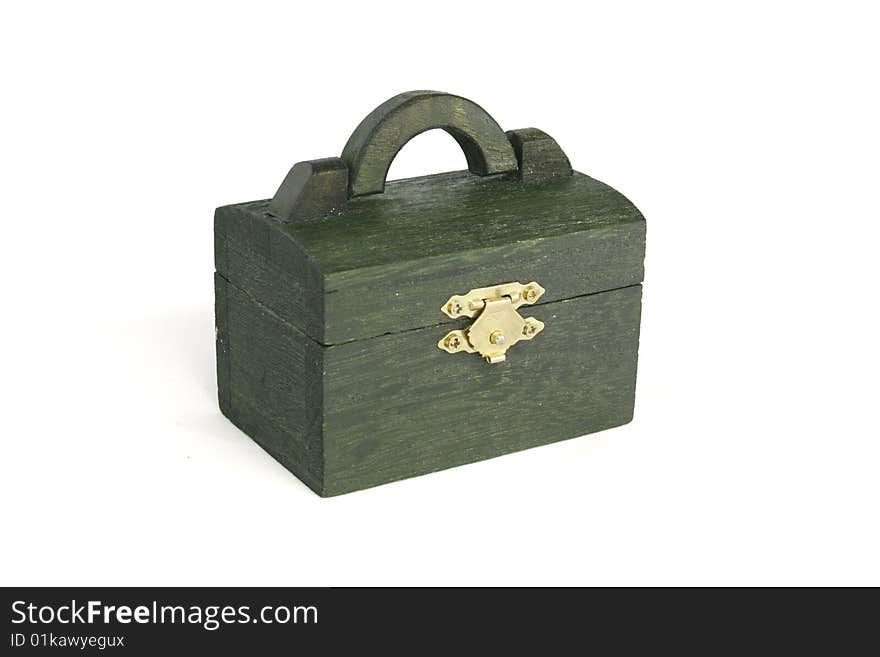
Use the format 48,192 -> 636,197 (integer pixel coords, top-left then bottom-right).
2,1 -> 878,586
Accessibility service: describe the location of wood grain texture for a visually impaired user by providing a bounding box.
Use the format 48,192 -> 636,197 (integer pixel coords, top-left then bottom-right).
268,157 -> 348,223
214,118 -> 646,495
215,204 -> 325,342
323,221 -> 644,345
322,284 -> 642,496
215,271 -> 641,496
283,170 -> 641,273
216,169 -> 645,345
341,91 -> 518,197
215,272 -> 324,493
506,128 -> 572,181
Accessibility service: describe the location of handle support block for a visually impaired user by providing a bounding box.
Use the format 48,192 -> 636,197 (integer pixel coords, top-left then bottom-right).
506,128 -> 572,182
268,157 -> 348,222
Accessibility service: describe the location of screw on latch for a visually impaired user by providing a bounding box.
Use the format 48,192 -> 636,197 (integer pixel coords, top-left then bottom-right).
522,323 -> 538,337
523,285 -> 540,303
447,301 -> 464,317
444,334 -> 462,350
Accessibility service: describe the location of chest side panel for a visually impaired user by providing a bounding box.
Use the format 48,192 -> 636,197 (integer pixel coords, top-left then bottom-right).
215,203 -> 326,343
215,272 -> 324,493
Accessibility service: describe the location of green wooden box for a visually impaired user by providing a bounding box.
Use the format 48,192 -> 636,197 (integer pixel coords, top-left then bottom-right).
214,91 -> 646,496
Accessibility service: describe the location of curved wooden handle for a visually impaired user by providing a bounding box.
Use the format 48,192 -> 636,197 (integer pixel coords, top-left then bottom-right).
340,91 -> 519,197
268,92 -> 572,222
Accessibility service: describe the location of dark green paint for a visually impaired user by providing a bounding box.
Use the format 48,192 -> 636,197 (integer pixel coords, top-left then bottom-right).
214,91 -> 646,496
322,285 -> 642,496
217,170 -> 645,345
341,90 -> 518,197
267,92 -> 572,223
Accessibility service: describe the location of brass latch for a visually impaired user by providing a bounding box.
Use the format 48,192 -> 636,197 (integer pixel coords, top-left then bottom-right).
437,282 -> 546,364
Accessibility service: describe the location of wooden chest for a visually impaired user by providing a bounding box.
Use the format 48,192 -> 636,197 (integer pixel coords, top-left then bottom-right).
214,91 -> 646,496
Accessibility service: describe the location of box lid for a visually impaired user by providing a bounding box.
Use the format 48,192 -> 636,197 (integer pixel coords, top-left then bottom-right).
214,91 -> 645,346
